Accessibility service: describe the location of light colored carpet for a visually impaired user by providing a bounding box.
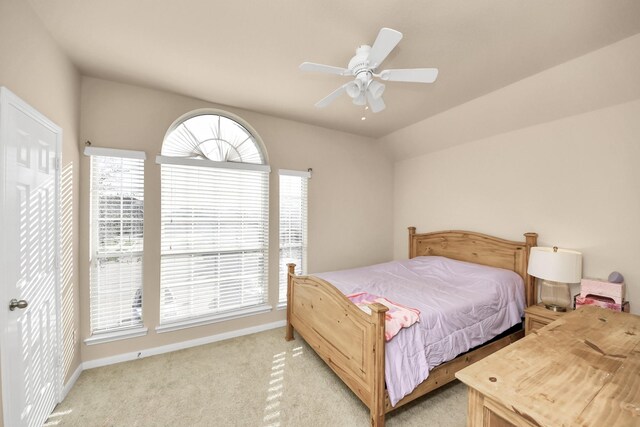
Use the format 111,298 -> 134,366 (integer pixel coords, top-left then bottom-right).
46,328 -> 467,426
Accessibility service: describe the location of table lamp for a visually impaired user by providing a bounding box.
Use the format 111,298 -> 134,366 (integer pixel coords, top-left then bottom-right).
528,246 -> 582,312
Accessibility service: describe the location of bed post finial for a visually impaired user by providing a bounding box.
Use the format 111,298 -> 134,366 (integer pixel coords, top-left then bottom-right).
524,232 -> 538,248
285,263 -> 296,341
408,227 -> 416,259
523,233 -> 538,307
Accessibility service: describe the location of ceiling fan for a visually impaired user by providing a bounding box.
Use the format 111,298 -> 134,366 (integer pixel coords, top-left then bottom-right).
300,28 -> 438,113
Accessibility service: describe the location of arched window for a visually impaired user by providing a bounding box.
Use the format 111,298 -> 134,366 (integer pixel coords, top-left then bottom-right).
161,113 -> 265,164
157,110 -> 270,327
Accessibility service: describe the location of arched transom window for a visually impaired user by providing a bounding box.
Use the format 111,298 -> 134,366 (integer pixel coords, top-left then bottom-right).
157,111 -> 270,327
161,114 -> 265,164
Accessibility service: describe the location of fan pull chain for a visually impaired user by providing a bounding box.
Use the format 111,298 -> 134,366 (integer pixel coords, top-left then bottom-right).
361,105 -> 368,121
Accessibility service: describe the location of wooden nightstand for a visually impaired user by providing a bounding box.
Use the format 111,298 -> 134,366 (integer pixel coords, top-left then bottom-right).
524,303 -> 572,335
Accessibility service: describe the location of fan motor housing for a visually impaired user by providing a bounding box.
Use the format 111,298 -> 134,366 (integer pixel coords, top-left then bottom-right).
348,45 -> 372,75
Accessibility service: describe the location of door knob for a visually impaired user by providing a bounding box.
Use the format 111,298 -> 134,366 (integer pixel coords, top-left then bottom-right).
9,299 -> 28,311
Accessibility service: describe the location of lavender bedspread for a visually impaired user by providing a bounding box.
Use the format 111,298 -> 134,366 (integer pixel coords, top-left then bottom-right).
314,256 -> 525,406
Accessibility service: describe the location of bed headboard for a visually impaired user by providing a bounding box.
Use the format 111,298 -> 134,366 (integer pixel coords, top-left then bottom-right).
408,227 -> 538,307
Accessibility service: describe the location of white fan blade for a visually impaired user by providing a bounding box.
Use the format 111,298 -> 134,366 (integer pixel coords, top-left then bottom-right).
366,90 -> 386,113
315,82 -> 350,108
379,68 -> 439,83
300,62 -> 349,76
368,28 -> 403,69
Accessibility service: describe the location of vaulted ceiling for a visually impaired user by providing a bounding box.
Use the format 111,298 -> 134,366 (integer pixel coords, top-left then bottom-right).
27,0 -> 640,137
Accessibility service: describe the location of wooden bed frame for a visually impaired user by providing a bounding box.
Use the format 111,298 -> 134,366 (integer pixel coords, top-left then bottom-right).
285,227 -> 538,426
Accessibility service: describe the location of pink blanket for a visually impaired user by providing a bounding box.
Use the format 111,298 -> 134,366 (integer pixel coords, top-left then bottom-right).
348,292 -> 420,341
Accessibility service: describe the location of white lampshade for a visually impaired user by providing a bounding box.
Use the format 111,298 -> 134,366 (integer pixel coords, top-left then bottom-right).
528,247 -> 582,283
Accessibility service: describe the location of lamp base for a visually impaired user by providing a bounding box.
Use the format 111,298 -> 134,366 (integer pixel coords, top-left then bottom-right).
543,304 -> 567,312
539,279 -> 572,312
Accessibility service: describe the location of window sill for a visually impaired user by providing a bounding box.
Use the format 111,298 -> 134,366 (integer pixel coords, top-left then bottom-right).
155,304 -> 273,334
84,326 -> 148,346
276,302 -> 287,310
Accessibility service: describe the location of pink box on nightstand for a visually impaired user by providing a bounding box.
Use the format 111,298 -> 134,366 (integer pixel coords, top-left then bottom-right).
580,278 -> 625,305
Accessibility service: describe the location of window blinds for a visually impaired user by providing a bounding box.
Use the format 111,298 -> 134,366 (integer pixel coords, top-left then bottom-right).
279,171 -> 309,304
160,164 -> 269,324
89,154 -> 145,334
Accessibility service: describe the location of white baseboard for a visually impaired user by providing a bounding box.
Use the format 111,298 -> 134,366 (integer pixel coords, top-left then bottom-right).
82,319 -> 287,370
61,363 -> 83,401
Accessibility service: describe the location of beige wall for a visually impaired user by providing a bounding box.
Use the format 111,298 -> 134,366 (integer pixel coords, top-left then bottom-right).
79,77 -> 394,362
0,0 -> 81,423
385,34 -> 640,314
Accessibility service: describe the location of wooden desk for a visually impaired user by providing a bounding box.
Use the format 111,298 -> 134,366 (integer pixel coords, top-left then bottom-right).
456,306 -> 640,427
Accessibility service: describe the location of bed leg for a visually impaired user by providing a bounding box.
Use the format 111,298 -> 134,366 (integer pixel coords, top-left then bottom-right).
285,323 -> 294,341
370,411 -> 385,427
285,263 -> 296,341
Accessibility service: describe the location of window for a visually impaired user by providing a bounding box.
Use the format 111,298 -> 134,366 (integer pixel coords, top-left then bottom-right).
157,111 -> 270,329
86,147 -> 146,340
278,170 -> 309,305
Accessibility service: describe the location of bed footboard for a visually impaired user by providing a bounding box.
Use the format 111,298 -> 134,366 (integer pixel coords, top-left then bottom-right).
285,264 -> 389,426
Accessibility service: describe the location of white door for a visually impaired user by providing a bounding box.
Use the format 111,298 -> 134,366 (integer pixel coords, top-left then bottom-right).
0,87 -> 61,427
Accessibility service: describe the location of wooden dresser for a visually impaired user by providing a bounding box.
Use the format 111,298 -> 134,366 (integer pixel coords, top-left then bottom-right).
456,306 -> 640,426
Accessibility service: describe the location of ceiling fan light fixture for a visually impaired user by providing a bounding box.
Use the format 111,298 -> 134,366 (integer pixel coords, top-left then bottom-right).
346,80 -> 363,99
366,90 -> 386,113
352,92 -> 366,106
368,80 -> 385,99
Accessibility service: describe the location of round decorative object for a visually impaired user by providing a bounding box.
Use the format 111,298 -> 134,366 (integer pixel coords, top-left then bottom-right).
608,271 -> 624,283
